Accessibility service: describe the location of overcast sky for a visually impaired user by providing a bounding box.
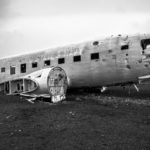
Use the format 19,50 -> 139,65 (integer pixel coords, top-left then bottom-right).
0,0 -> 150,58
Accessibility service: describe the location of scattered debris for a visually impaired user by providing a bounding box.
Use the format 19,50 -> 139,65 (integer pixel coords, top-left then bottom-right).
6,115 -> 12,119
69,111 -> 75,116
75,97 -> 82,101
101,86 -> 107,93
51,95 -> 66,103
26,98 -> 36,104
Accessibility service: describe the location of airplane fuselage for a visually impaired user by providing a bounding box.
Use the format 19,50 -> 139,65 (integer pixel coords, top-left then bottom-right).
0,34 -> 150,89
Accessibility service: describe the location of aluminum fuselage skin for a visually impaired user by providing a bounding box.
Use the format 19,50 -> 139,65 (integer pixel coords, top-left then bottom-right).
0,34 -> 150,88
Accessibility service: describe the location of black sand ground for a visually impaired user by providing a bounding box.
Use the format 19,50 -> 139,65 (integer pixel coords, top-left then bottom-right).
0,90 -> 150,150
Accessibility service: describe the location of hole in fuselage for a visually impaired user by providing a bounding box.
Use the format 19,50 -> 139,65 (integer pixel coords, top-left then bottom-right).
93,41 -> 99,46
141,39 -> 150,50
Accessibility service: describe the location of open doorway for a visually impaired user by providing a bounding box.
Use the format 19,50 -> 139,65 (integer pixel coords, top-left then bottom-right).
5,82 -> 10,94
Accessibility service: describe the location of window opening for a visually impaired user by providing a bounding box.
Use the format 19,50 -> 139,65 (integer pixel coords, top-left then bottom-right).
121,45 -> 129,50
58,58 -> 65,64
1,67 -> 5,73
44,60 -> 50,66
20,63 -> 26,73
32,62 -> 38,68
10,66 -> 15,75
73,55 -> 81,62
91,53 -> 99,60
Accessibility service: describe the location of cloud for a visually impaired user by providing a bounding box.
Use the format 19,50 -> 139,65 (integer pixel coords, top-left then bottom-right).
0,0 -> 150,58
0,0 -> 10,18
1,0 -> 150,20
0,13 -> 150,58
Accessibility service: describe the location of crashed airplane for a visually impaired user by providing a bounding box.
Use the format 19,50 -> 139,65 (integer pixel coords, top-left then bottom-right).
0,33 -> 150,102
